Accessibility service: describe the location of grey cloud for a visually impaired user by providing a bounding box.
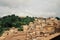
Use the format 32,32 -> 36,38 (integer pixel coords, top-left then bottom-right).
0,0 -> 60,17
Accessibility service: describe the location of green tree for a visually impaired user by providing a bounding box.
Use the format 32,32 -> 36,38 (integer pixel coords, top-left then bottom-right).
0,14 -> 34,36
55,17 -> 60,20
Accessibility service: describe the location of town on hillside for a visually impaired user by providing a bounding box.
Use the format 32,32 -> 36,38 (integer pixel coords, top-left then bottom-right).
0,15 -> 60,40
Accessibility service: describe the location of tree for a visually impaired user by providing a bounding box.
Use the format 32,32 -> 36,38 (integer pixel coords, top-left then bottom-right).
55,17 -> 60,20
0,14 -> 35,36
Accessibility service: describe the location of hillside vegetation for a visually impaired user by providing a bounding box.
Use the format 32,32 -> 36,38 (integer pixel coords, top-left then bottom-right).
0,14 -> 34,36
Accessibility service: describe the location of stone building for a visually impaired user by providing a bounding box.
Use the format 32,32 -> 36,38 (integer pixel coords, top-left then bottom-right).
22,17 -> 59,40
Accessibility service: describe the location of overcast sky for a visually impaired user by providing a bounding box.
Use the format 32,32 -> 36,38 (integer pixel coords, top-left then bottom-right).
0,0 -> 60,17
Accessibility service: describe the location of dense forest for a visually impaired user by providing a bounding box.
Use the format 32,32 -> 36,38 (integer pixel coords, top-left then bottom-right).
0,14 -> 34,36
